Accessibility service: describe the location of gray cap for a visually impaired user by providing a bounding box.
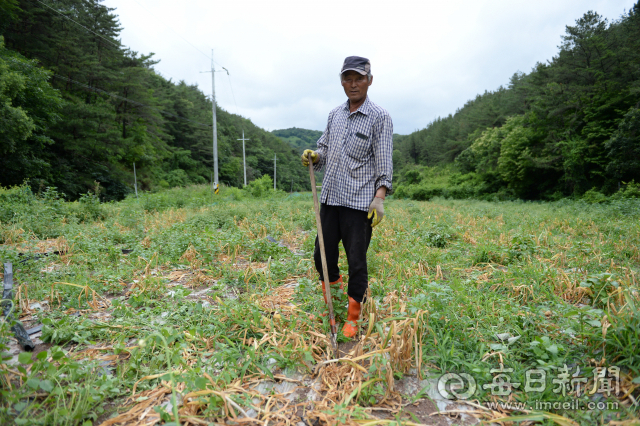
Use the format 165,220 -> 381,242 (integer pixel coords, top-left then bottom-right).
341,56 -> 371,75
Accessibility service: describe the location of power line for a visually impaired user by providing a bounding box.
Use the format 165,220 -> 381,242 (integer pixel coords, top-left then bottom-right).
36,0 -> 235,113
21,1 -> 230,127
31,0 -> 183,84
5,56 -> 212,128
226,73 -> 241,117
56,75 -> 211,127
35,0 -> 122,49
130,0 -> 223,67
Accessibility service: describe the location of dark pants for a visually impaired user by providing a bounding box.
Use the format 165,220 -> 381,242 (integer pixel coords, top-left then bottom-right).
313,204 -> 372,303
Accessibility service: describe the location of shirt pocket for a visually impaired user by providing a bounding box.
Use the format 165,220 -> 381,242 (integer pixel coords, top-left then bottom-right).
344,131 -> 372,165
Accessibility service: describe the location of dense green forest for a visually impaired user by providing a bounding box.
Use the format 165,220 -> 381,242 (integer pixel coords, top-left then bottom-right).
0,0 -> 311,201
270,127 -> 326,183
394,3 -> 640,201
271,127 -> 323,152
2,0 -> 638,203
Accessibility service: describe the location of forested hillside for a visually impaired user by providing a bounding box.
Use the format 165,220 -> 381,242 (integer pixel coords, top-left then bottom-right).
395,4 -> 640,200
3,0 -> 638,203
0,0 -> 310,201
272,128 -> 323,152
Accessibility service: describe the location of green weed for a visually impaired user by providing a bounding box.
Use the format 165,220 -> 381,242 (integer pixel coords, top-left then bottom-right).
1,185 -> 638,425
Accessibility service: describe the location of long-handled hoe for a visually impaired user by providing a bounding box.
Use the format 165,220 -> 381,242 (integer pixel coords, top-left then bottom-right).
307,153 -> 338,357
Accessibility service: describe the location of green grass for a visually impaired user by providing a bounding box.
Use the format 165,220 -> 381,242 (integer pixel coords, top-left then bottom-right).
1,184 -> 639,425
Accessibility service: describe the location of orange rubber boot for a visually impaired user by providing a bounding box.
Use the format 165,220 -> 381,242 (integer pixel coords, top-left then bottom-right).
342,296 -> 361,338
309,276 -> 346,321
322,276 -> 345,304
319,276 -> 346,318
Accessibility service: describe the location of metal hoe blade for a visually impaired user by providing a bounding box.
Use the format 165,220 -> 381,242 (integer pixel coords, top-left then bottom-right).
2,263 -> 35,351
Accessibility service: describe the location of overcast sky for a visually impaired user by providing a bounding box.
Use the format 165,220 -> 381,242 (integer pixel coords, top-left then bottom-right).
103,0 -> 635,135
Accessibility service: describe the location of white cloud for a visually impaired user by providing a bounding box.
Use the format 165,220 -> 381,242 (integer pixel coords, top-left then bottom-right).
105,0 -> 636,134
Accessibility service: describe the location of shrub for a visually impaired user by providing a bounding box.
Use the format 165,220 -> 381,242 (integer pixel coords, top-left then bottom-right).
581,188 -> 608,204
612,180 -> 640,200
74,190 -> 106,221
0,183 -> 37,223
0,185 -> 71,239
411,224 -> 454,248
224,187 -> 245,201
245,175 -> 275,198
403,169 -> 422,185
165,169 -> 191,187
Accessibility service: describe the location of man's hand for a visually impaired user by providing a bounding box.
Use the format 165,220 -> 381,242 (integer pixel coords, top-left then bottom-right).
301,149 -> 319,167
367,196 -> 384,227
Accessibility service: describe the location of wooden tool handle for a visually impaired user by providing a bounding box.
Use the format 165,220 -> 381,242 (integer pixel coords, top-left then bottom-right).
308,154 -> 337,338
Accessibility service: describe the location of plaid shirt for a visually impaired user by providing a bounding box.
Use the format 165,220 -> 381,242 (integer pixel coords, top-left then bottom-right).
314,96 -> 393,211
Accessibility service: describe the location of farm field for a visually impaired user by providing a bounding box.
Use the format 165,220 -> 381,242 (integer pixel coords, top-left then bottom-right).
1,184 -> 639,426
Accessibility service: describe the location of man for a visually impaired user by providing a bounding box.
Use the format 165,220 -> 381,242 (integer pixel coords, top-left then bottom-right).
301,56 -> 393,338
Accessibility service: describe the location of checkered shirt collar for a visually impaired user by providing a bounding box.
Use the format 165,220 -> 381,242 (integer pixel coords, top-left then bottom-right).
343,96 -> 371,116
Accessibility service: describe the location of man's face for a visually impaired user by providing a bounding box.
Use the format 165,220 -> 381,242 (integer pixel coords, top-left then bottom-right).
341,70 -> 372,105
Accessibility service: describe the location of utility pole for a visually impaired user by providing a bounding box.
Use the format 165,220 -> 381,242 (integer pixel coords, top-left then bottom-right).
273,154 -> 277,190
133,162 -> 138,199
200,49 -> 228,194
237,130 -> 250,186
209,49 -> 218,193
